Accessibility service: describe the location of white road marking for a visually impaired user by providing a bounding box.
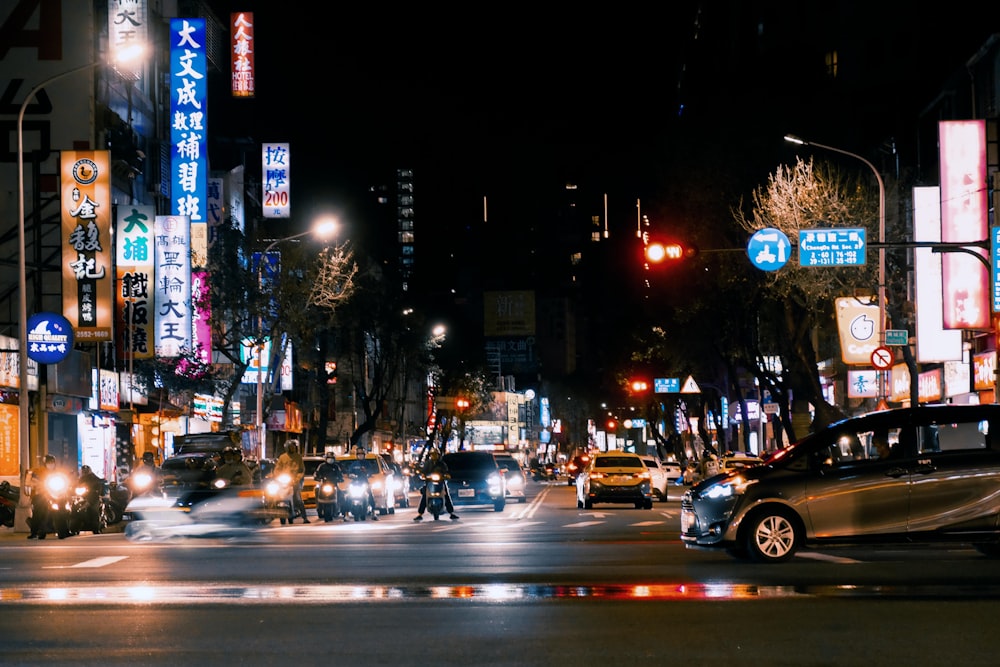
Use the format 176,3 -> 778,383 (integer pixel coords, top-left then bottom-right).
565,521 -> 604,528
43,556 -> 128,569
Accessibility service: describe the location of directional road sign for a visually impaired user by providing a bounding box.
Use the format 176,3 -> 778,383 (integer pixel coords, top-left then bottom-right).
747,227 -> 790,271
799,227 -> 866,267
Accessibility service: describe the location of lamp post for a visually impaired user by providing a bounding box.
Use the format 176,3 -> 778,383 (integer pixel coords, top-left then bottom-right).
784,134 -> 887,401
254,218 -> 338,459
17,61 -> 106,496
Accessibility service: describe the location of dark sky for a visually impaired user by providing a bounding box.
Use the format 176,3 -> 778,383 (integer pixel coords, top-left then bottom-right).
205,2 -> 998,245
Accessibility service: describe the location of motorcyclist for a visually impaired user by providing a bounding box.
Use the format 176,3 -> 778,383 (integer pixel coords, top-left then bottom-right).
314,452 -> 345,517
74,465 -> 105,534
413,448 -> 458,521
274,440 -> 308,523
216,447 -> 254,486
128,451 -> 161,497
344,446 -> 378,521
25,455 -> 58,539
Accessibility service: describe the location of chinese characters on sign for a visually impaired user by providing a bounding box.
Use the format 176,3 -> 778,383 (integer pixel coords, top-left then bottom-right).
108,0 -> 147,78
170,18 -> 208,226
262,142 -> 290,218
115,205 -> 155,360
230,12 -> 255,98
798,228 -> 866,267
153,215 -> 192,358
61,151 -> 113,342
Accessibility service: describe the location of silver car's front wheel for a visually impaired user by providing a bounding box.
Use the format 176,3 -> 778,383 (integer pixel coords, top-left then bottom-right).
745,510 -> 799,563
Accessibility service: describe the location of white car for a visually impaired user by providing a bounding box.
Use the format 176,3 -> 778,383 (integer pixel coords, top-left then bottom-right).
639,455 -> 671,501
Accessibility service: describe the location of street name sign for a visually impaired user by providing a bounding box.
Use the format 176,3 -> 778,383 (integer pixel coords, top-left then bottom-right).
799,227 -> 866,267
885,329 -> 908,346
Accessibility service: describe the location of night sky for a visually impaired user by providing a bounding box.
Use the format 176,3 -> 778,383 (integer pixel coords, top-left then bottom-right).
205,2 -> 998,267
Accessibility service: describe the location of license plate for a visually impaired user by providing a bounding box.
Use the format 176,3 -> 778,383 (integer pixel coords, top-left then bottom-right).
458,489 -> 475,497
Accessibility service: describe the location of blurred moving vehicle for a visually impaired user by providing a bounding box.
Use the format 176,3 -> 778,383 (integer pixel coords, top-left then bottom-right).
336,452 -> 395,516
493,453 -> 527,503
681,404 -> 1000,563
638,455 -> 671,501
442,451 -> 506,512
576,451 -> 653,510
124,486 -> 270,541
663,460 -> 683,485
565,454 -> 592,486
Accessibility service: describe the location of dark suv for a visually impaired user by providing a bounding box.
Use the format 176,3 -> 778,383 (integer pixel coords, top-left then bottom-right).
681,403 -> 1000,563
442,451 -> 506,512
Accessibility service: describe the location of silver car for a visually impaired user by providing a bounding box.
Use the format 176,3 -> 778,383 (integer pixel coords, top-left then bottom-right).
681,404 -> 1000,563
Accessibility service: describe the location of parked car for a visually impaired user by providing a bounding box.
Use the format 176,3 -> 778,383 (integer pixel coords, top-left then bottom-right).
662,459 -> 683,485
576,451 -> 653,510
681,403 -> 1000,563
335,453 -> 396,515
565,454 -> 592,486
441,451 -> 506,512
493,453 -> 527,503
638,455 -> 671,501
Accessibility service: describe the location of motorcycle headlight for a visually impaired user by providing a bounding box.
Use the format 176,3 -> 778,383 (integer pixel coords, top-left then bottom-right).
265,480 -> 280,495
429,472 -> 442,482
276,473 -> 292,485
370,480 -> 383,491
45,474 -> 69,494
321,483 -> 334,494
212,478 -> 228,489
132,472 -> 153,490
74,485 -> 88,496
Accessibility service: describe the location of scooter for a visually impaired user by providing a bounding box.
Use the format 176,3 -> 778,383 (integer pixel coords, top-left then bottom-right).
344,476 -> 373,522
43,471 -> 74,539
314,477 -> 341,522
264,472 -> 295,525
423,472 -> 448,521
123,484 -> 269,542
70,482 -> 106,535
0,480 -> 19,528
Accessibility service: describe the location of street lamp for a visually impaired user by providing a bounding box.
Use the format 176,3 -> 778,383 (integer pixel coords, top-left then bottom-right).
16,60 -> 108,497
784,134 -> 887,401
254,218 -> 338,458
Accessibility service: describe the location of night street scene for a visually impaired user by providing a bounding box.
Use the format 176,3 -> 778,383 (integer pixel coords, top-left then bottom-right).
2,2 -> 1000,665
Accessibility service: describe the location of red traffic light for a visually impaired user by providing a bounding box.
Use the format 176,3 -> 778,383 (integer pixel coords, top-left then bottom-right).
456,398 -> 470,411
606,419 -> 618,431
629,379 -> 649,393
644,241 -> 698,264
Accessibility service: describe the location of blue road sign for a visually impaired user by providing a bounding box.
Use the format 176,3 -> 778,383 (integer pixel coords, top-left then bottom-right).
747,228 -> 790,271
799,227 -> 866,267
654,378 -> 680,393
992,226 -> 1000,312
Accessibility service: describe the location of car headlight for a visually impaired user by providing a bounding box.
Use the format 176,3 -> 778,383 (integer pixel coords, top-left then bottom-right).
507,477 -> 524,490
703,475 -> 756,499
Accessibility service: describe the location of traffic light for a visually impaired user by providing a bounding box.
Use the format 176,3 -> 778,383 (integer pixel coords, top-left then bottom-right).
606,418 -> 618,431
629,379 -> 649,393
644,240 -> 698,264
456,397 -> 470,412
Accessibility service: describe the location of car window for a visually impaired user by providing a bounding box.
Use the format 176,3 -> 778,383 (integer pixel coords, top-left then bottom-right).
595,456 -> 642,469
920,420 -> 988,453
443,454 -> 495,472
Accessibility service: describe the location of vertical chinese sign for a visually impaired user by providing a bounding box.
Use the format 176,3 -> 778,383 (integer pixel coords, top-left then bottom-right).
231,12 -> 255,98
262,142 -> 290,218
167,18 -> 206,360
115,205 -> 155,361
107,0 -> 148,78
939,120 -> 989,329
61,151 -> 113,342
153,215 -> 192,358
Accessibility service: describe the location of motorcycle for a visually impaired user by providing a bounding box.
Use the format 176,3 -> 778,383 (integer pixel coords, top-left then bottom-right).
69,480 -> 106,535
314,477 -> 341,522
0,480 -> 20,528
43,471 -> 74,539
264,472 -> 295,525
124,484 -> 270,542
423,472 -> 449,521
344,475 -> 373,522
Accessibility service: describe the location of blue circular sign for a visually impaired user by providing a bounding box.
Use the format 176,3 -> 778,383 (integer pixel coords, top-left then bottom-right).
26,312 -> 74,364
747,227 -> 791,271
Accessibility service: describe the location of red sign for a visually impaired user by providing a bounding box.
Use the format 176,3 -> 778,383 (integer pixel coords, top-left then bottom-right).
871,347 -> 894,370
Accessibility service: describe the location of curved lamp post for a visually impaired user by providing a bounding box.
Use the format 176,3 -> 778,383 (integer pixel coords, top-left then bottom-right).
784,134 -> 887,401
255,218 -> 338,458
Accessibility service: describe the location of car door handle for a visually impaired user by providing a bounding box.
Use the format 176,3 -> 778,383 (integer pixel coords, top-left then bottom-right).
884,467 -> 908,478
911,464 -> 937,476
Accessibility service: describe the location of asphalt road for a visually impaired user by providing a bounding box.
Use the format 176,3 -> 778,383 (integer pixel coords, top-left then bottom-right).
2,480 -> 999,666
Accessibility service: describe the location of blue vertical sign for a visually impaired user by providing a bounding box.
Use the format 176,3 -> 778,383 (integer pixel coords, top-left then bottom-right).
170,18 -> 207,225
993,226 -> 1000,312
